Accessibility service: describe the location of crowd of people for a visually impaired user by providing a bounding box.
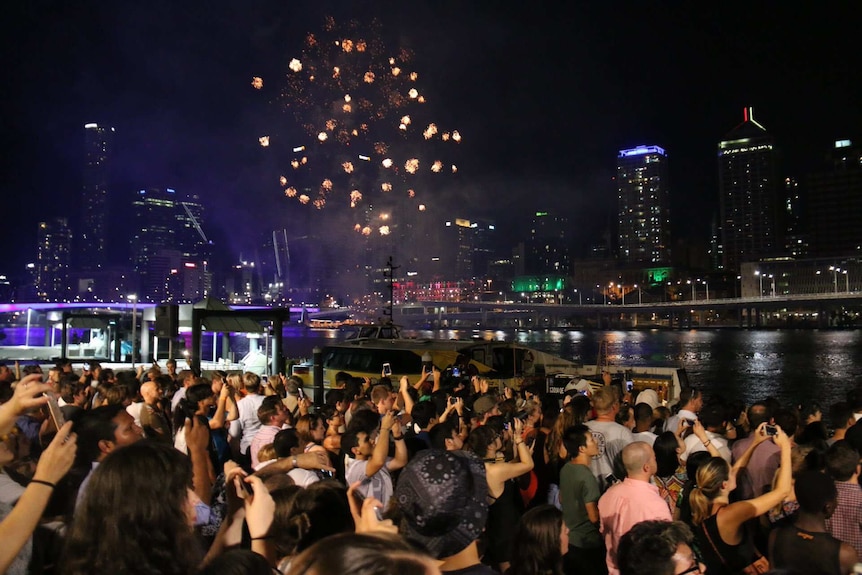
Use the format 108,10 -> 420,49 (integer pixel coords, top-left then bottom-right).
0,357 -> 860,575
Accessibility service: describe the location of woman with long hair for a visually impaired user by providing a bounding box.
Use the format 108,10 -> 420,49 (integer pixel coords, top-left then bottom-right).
295,414 -> 327,454
654,421 -> 720,518
689,423 -> 792,575
173,384 -> 227,471
507,504 -> 568,575
466,417 -> 534,573
62,441 -> 202,575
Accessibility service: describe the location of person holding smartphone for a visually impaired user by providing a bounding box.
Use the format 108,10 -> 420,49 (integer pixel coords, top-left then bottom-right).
343,411 -> 408,509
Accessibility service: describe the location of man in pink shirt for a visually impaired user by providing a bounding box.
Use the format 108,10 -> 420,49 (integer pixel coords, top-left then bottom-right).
250,396 -> 289,468
598,441 -> 672,575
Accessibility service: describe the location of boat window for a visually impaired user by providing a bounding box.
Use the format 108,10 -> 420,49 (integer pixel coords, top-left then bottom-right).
470,349 -> 485,367
323,348 -> 421,375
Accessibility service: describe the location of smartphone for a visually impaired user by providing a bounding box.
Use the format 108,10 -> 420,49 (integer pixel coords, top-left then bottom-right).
44,393 -> 65,431
260,375 -> 268,385
352,487 -> 384,521
452,367 -> 461,377
238,477 -> 253,496
626,380 -> 633,392
382,363 -> 392,376
297,386 -> 306,400
764,424 -> 778,436
449,397 -> 458,405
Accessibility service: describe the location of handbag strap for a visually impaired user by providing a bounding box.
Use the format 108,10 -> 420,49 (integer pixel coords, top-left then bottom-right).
700,514 -> 730,567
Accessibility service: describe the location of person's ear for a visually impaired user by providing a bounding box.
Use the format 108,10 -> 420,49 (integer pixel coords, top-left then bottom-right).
98,439 -> 116,455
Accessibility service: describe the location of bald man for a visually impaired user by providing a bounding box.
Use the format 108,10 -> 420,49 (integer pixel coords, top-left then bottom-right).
598,442 -> 672,575
139,381 -> 171,442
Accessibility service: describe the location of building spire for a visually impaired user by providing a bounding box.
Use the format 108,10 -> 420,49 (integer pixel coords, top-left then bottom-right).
743,106 -> 765,130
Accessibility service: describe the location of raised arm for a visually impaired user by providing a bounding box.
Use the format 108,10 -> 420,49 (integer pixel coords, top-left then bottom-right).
731,422 -> 771,475
691,419 -> 722,458
0,422 -> 76,574
389,418 -> 408,472
398,376 -> 415,419
209,383 -> 231,430
365,411 -> 395,478
724,426 -> 792,526
0,375 -> 51,436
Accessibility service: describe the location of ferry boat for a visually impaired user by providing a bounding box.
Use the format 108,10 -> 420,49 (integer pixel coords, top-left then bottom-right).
291,331 -> 687,405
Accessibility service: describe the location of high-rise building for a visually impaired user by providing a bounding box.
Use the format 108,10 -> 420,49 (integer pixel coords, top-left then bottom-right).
80,123 -> 115,269
442,217 -> 497,280
805,139 -> 862,258
131,188 -> 212,301
718,107 -> 780,272
36,218 -> 72,301
783,176 -> 808,258
616,145 -> 671,264
526,211 -> 569,275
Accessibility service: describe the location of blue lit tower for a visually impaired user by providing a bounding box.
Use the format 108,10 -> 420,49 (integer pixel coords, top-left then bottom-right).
717,108 -> 779,272
80,123 -> 115,269
616,145 -> 671,264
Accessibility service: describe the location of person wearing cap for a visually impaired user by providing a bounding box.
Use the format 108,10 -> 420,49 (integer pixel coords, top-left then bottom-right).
471,394 -> 500,428
395,449 -> 496,574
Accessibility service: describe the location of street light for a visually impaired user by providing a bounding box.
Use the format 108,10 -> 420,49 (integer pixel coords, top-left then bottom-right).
702,280 -> 709,301
767,274 -> 776,297
754,270 -> 763,298
128,294 -> 138,367
634,284 -> 642,304
829,266 -> 839,294
842,270 -> 849,293
618,283 -> 625,305
574,288 -> 582,305
687,279 -> 695,301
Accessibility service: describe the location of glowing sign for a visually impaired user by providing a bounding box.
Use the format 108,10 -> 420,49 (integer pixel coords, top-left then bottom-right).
511,276 -> 566,292
619,145 -> 667,158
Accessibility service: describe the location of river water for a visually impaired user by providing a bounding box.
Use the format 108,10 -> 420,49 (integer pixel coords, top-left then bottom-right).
279,327 -> 862,408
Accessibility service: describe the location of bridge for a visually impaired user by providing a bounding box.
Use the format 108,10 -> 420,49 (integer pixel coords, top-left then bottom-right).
392,292 -> 862,329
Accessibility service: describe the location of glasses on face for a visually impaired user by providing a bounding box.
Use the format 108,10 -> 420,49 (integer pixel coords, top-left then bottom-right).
677,564 -> 703,575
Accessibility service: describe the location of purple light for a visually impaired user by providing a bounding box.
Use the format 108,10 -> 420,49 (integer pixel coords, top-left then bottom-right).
618,145 -> 667,158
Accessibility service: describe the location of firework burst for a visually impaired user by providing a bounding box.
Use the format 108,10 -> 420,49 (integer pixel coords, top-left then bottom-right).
255,16 -> 461,235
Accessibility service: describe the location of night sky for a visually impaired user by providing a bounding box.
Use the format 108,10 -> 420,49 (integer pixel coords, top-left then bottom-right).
2,1 -> 860,277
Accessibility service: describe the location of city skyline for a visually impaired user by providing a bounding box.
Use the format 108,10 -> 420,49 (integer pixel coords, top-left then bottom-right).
2,2 -> 860,285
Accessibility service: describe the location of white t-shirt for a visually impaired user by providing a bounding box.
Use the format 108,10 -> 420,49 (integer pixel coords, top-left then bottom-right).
682,430 -> 731,463
632,430 -> 658,446
126,402 -> 144,428
288,468 -> 321,487
345,457 -> 394,507
585,420 -> 633,490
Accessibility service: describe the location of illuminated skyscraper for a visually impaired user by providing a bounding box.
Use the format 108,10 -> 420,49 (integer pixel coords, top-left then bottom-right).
36,218 -> 72,301
617,145 -> 671,264
80,123 -> 115,269
718,108 -> 779,272
131,188 -> 212,301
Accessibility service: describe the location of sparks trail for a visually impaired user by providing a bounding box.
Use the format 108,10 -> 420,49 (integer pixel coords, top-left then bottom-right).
252,16 -> 461,235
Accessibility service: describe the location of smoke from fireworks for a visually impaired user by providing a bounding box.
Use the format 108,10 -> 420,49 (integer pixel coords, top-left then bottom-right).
254,16 -> 461,234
